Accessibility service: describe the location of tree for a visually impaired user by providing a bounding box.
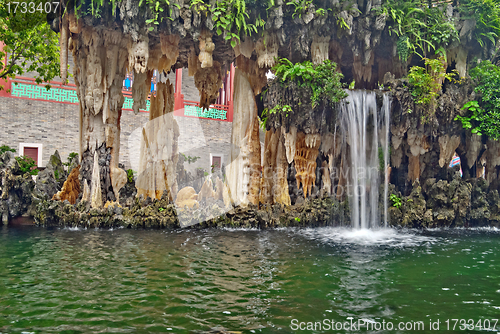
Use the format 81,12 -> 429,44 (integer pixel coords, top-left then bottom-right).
0,0 -> 60,90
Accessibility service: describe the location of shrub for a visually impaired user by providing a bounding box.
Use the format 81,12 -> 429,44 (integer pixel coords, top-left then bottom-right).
0,145 -> 16,155
272,58 -> 347,108
62,152 -> 78,167
127,169 -> 135,183
407,56 -> 456,121
15,156 -> 38,175
455,61 -> 500,140
390,194 -> 402,208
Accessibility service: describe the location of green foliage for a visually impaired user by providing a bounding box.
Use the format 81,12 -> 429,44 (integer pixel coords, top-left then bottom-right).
260,104 -> 292,130
390,194 -> 402,208
455,61 -> 500,140
459,0 -> 500,48
294,217 -> 301,222
286,0 -> 330,19
378,0 -> 458,61
407,56 -> 456,118
0,0 -> 60,90
127,169 -> 135,183
272,58 -> 347,108
190,0 -> 264,47
54,169 -> 60,181
158,207 -> 165,213
0,145 -> 16,155
15,156 -> 38,175
141,0 -> 181,30
180,153 -> 200,164
62,152 -> 78,167
378,146 -> 391,171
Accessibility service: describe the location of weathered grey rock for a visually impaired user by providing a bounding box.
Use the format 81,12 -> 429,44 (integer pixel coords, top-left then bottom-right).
0,158 -> 36,223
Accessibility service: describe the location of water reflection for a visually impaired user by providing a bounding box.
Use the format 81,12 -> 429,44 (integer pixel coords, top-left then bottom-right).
0,227 -> 499,333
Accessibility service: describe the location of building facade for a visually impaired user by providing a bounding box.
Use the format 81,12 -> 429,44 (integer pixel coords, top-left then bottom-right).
0,66 -> 233,175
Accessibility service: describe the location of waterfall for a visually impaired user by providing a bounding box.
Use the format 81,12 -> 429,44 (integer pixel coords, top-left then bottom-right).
339,90 -> 390,229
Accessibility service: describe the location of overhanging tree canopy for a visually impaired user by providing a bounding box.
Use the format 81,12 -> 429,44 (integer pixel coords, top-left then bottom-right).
0,0 -> 60,89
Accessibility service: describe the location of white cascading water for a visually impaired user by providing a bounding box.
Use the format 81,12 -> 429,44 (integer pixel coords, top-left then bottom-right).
339,90 -> 390,229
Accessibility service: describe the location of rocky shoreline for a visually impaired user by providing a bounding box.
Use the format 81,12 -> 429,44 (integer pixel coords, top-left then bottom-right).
2,147 -> 500,229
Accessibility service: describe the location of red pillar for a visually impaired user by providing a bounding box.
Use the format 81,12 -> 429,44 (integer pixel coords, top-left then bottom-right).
226,63 -> 235,122
0,41 -> 11,97
174,68 -> 184,111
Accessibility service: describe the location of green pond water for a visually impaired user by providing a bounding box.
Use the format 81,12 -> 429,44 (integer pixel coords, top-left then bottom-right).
0,226 -> 499,333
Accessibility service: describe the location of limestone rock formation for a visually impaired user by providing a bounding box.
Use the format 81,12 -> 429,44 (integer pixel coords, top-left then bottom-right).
294,132 -> 321,198
255,33 -> 278,68
194,61 -> 223,110
225,69 -> 262,206
198,30 -> 215,68
0,152 -> 36,224
175,186 -> 199,209
136,81 -> 180,201
52,165 -> 81,205
198,178 -> 216,202
90,151 -> 102,208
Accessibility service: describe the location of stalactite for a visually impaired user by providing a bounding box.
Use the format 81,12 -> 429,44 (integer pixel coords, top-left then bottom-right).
448,47 -> 468,78
83,27 -> 104,116
147,45 -> 163,72
248,113 -> 262,205
408,155 -> 420,182
68,12 -> 82,34
52,165 -> 81,205
91,151 -> 102,208
337,155 -> 346,200
194,61 -> 222,110
295,132 -> 321,198
352,53 -> 375,86
321,160 -> 331,196
131,70 -> 152,114
283,126 -> 297,164
159,34 -> 180,72
226,69 -> 262,206
407,130 -> 430,157
466,133 -> 483,169
485,140 -> 500,183
59,13 -> 69,84
438,135 -> 461,168
320,132 -> 335,157
198,30 -> 215,68
311,35 -> 330,65
188,47 -> 200,77
136,81 -> 179,201
233,36 -> 254,59
71,27 -> 128,202
275,134 -> 291,206
255,33 -> 278,68
235,55 -> 267,95
260,129 -> 279,205
127,34 -> 149,73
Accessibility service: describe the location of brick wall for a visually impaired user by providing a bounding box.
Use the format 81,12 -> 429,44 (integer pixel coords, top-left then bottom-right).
1,68 -> 233,172
0,94 -> 232,173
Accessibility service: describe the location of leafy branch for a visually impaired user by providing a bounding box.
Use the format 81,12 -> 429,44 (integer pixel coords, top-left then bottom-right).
272,58 -> 347,108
